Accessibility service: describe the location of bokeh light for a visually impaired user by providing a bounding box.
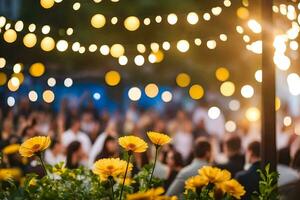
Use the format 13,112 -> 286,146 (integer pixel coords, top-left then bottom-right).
41,37 -> 55,51
161,91 -> 172,102
145,83 -> 159,98
56,40 -> 68,52
229,99 -> 240,111
208,106 -> 221,119
241,85 -> 254,98
187,12 -> 199,25
134,55 -> 145,66
176,73 -> 191,87
0,72 -> 7,86
23,33 -> 37,48
237,7 -> 249,19
167,13 -> 178,25
255,69 -> 262,83
215,67 -> 229,81
3,29 -> 17,43
105,70 -> 121,86
128,87 -> 141,101
0,57 -> 6,68
189,84 -> 204,100
245,107 -> 260,122
64,78 -> 73,87
7,96 -> 15,107
40,0 -> 55,9
47,77 -> 56,87
29,63 -> 45,77
28,91 -> 38,102
43,90 -> 55,103
110,44 -> 125,58
91,14 -> 106,28
225,121 -> 237,132
220,81 -> 235,96
124,16 -> 140,31
283,116 -> 292,127
177,40 -> 190,53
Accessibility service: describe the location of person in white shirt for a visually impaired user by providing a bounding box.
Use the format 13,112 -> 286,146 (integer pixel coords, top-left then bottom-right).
62,118 -> 92,154
44,139 -> 65,165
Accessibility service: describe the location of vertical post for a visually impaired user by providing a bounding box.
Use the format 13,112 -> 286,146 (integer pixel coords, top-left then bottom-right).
261,0 -> 277,172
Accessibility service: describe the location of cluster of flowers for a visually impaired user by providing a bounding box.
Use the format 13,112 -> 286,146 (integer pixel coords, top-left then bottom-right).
0,131 -> 245,200
185,166 -> 245,199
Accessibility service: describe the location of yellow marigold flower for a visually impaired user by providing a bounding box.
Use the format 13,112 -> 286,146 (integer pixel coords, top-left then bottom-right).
0,168 -> 22,181
2,144 -> 20,155
19,136 -> 51,157
118,135 -> 148,153
52,165 -> 67,175
147,131 -> 171,146
93,158 -> 133,181
217,179 -> 246,199
198,166 -> 231,184
29,177 -> 37,187
127,187 -> 169,200
185,175 -> 209,192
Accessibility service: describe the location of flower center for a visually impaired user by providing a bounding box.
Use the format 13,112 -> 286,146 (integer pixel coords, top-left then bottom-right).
128,143 -> 136,150
32,144 -> 40,151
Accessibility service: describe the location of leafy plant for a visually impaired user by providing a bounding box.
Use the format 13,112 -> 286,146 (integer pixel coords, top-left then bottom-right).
252,164 -> 279,200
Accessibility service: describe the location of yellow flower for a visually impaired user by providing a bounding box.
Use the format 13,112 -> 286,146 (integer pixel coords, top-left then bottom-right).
117,177 -> 135,186
147,131 -> 171,146
185,175 -> 209,192
93,158 -> 133,181
0,168 -> 22,181
29,178 -> 37,187
3,144 -> 20,155
217,179 -> 246,199
127,187 -> 169,200
19,136 -> 51,157
118,135 -> 148,153
52,165 -> 67,175
198,166 -> 231,184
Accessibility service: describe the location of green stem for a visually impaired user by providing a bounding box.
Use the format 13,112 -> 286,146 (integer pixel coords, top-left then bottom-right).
37,154 -> 48,176
109,177 -> 115,200
148,146 -> 159,187
119,152 -> 131,200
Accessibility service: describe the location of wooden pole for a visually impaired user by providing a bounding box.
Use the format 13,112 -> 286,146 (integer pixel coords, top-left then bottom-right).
261,0 -> 277,172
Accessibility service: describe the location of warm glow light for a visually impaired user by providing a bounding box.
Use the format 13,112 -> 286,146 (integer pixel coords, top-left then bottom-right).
105,70 -> 121,86
41,25 -> 51,34
118,55 -> 128,66
0,16 -> 6,28
64,78 -> 73,87
56,40 -> 68,52
7,96 -> 15,107
128,87 -> 141,101
144,18 -> 151,25
208,106 -> 221,120
73,2 -> 81,10
29,63 -> 45,77
110,44 -> 125,58
0,72 -> 7,85
189,84 -> 204,100
225,121 -> 237,132
3,29 -> 17,43
7,79 -> 19,92
89,44 -> 98,52
220,81 -> 235,96
15,21 -> 24,32
255,69 -> 262,83
287,73 -> 300,96
275,97 -> 281,111
167,13 -> 178,25
203,13 -> 211,21
162,42 -> 171,50
43,90 -> 55,103
194,38 -> 202,46
66,28 -> 74,35
161,91 -> 172,102
248,19 -> 262,33
176,73 -> 191,87
241,85 -> 254,98
0,57 -> 6,68
91,14 -> 106,28
245,107 -> 260,122
23,33 -> 37,48
13,63 -> 22,73
28,24 -> 36,32
111,17 -> 118,25
177,40 -> 190,53
134,55 -> 145,66
150,43 -> 159,52
145,83 -> 159,98
100,45 -> 110,55
219,34 -> 227,41
248,40 -> 262,54
41,37 -> 55,51
28,91 -> 38,102
124,16 -> 140,31
47,77 -> 56,87
274,54 -> 291,71
215,67 -> 229,81
207,40 -> 217,49
40,0 -> 55,9
290,41 -> 298,50
283,116 -> 292,127
187,12 -> 199,25
137,44 -> 146,53
72,42 -> 80,52
237,7 -> 249,19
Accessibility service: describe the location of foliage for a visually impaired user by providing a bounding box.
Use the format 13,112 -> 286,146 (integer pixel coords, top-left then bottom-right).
252,164 -> 279,200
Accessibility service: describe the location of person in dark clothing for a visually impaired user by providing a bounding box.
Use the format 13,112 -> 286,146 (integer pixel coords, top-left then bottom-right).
235,141 -> 261,200
66,141 -> 85,169
164,150 -> 184,190
95,135 -> 118,160
216,134 -> 245,177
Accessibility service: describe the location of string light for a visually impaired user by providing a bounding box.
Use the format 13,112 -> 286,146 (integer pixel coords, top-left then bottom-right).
23,33 -> 37,48
177,40 -> 190,53
189,84 -> 204,100
128,87 -> 141,101
0,57 -> 6,68
29,63 -> 45,77
64,78 -> 73,87
145,83 -> 159,98
176,73 -> 191,87
28,91 -> 38,102
208,106 -> 221,119
124,16 -> 140,31
245,107 -> 260,122
134,55 -> 145,66
3,29 -> 17,43
161,91 -> 172,102
7,96 -> 15,107
91,14 -> 106,29
47,77 -> 56,87
40,0 -> 55,9
43,90 -> 55,103
225,121 -> 236,132
105,71 -> 121,86
241,85 -> 254,98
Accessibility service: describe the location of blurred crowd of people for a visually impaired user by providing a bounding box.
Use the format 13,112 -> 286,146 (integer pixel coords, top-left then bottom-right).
1,97 -> 300,199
